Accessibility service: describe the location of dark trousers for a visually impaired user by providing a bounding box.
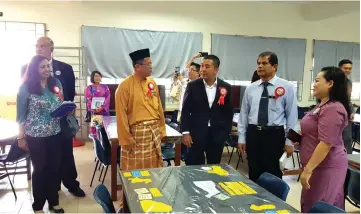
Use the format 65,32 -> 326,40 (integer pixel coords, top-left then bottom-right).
26,134 -> 62,211
246,125 -> 285,182
185,128 -> 225,165
59,119 -> 80,191
59,134 -> 80,191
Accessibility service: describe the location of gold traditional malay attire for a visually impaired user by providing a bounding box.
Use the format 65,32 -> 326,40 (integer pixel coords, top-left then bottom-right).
115,49 -> 166,171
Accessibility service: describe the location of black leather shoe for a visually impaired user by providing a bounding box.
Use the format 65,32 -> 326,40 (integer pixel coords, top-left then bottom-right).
49,207 -> 65,213
69,187 -> 86,197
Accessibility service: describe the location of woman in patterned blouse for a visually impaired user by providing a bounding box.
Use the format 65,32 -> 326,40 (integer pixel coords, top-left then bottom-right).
16,55 -> 65,213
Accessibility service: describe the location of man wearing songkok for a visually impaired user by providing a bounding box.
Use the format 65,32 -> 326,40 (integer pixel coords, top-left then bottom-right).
115,48 -> 166,170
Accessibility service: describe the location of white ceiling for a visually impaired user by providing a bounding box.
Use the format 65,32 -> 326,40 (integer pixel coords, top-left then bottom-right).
298,1 -> 359,21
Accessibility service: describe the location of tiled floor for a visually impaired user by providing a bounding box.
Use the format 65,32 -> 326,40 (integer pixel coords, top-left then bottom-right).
0,143 -> 359,213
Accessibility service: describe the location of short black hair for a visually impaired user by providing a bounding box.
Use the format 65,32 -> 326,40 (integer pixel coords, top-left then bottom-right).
132,59 -> 144,68
90,70 -> 102,84
190,62 -> 200,72
338,59 -> 353,67
203,55 -> 220,68
258,51 -> 278,66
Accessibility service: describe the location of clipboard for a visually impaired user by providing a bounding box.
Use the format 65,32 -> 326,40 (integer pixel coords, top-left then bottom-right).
51,101 -> 77,118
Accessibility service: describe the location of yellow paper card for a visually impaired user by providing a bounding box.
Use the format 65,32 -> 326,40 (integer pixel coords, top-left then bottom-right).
123,172 -> 132,177
250,204 -> 276,211
207,166 -> 229,176
149,188 -> 163,197
140,171 -> 150,176
219,182 -> 236,196
277,210 -> 290,214
129,177 -> 152,184
140,200 -> 172,213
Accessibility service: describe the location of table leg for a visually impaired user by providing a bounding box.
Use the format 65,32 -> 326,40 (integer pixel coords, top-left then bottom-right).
0,146 -> 5,154
123,191 -> 130,213
111,142 -> 118,201
26,157 -> 31,180
174,143 -> 181,166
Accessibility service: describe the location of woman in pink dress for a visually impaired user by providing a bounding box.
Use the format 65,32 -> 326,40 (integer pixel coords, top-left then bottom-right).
85,71 -> 110,136
295,66 -> 350,212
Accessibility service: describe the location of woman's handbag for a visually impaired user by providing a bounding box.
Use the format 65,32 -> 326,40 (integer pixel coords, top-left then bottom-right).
85,86 -> 95,123
84,111 -> 91,123
64,113 -> 80,138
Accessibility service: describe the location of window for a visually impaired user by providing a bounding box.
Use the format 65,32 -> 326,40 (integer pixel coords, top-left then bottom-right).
0,21 -> 45,95
311,40 -> 360,101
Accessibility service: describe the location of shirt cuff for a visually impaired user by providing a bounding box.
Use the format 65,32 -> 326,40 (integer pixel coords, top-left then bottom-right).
238,135 -> 245,144
182,131 -> 190,135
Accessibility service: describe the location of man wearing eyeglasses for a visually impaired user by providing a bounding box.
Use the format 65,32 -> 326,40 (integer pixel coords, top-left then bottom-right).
115,48 -> 166,171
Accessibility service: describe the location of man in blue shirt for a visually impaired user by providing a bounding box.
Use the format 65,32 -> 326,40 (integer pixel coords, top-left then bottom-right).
237,52 -> 298,181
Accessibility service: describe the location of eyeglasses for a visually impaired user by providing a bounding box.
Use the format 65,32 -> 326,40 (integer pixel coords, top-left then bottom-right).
139,63 -> 152,68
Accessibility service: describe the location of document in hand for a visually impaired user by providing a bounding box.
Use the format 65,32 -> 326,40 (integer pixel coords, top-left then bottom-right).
279,152 -> 290,170
51,101 -> 77,118
91,97 -> 105,110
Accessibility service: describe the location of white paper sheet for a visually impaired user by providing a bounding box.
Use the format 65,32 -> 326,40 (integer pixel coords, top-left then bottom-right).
193,181 -> 220,198
279,151 -> 290,170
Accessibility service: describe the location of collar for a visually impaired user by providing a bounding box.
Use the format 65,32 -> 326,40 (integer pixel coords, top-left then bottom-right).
203,78 -> 217,88
133,74 -> 147,82
258,75 -> 278,86
49,58 -> 53,64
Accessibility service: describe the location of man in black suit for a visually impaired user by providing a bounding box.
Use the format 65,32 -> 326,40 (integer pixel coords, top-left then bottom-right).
22,36 -> 85,197
181,55 -> 233,165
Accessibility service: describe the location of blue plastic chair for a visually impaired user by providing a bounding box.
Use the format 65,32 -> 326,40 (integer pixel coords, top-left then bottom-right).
93,184 -> 116,213
161,122 -> 178,166
165,118 -> 172,125
308,201 -> 346,213
352,123 -> 360,153
0,138 -> 30,200
257,172 -> 290,201
345,167 -> 360,208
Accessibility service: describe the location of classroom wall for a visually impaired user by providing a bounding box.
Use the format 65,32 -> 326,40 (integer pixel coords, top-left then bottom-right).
0,1 -> 360,107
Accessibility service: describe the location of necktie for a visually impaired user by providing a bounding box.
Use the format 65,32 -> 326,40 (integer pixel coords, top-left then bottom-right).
258,82 -> 269,125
